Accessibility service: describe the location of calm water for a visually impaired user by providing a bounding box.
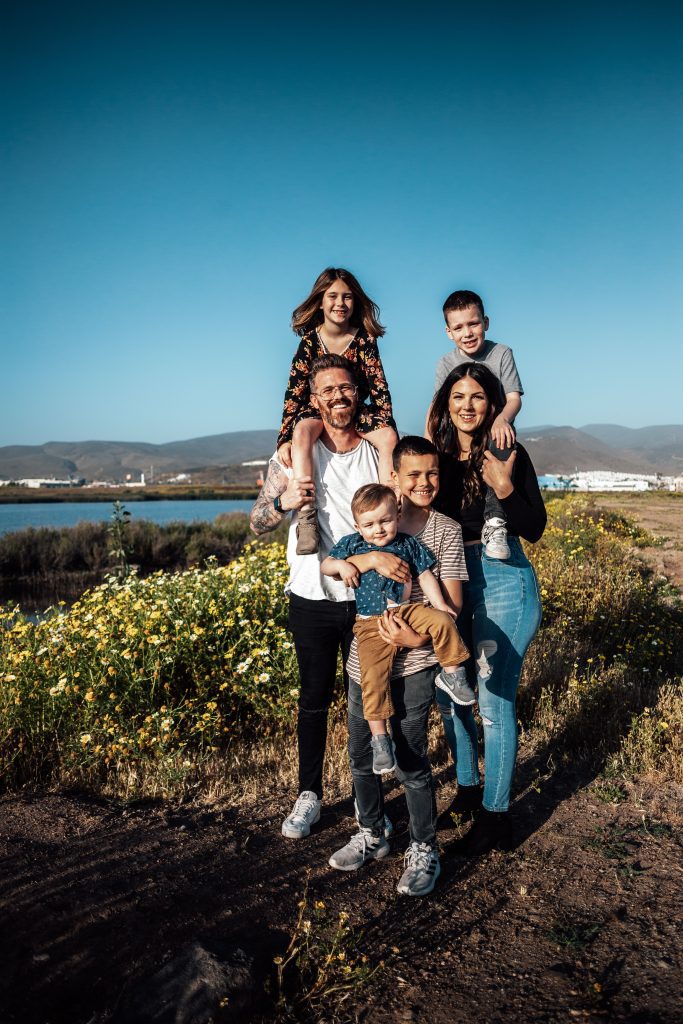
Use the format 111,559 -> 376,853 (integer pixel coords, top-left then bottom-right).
0,499 -> 255,536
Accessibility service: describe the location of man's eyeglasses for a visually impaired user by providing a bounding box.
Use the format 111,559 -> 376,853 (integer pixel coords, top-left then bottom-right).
311,384 -> 358,400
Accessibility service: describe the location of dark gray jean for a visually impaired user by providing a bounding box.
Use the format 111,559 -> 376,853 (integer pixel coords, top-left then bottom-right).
348,667 -> 437,847
484,436 -> 517,522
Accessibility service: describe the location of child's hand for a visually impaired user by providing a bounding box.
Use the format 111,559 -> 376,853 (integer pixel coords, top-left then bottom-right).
431,600 -> 457,618
338,561 -> 360,589
491,415 -> 515,450
277,442 -> 293,469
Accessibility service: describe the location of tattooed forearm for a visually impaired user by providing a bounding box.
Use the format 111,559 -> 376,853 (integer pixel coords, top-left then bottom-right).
250,460 -> 289,535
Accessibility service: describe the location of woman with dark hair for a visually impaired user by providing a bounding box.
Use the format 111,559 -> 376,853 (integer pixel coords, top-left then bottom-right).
429,363 -> 546,855
277,268 -> 398,555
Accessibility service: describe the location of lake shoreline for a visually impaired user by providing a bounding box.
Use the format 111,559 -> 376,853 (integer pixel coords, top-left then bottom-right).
0,485 -> 259,503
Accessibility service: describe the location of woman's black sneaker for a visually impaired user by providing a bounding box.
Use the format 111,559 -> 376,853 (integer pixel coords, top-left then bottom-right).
451,807 -> 513,856
436,784 -> 483,830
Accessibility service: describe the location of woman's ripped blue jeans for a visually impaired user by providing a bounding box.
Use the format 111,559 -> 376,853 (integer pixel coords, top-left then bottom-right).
436,537 -> 542,812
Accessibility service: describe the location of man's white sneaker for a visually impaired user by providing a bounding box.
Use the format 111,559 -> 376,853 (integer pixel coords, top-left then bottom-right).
481,517 -> 510,560
329,827 -> 390,871
397,841 -> 441,896
281,791 -> 321,839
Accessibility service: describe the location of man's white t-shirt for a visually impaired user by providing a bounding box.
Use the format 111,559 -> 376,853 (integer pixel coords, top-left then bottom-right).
278,437 -> 379,602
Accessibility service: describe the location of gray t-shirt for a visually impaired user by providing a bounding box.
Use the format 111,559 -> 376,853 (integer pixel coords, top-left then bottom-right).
434,340 -> 523,397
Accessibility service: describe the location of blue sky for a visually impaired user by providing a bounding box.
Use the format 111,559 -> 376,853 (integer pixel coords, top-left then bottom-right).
3,0 -> 682,446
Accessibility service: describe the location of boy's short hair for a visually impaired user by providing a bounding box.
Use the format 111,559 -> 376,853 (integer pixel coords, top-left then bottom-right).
392,435 -> 438,471
442,289 -> 486,321
351,483 -> 398,521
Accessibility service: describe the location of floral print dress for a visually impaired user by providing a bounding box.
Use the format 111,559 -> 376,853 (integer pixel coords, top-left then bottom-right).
277,328 -> 396,449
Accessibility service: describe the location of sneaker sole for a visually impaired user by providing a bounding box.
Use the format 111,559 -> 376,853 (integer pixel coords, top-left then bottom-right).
397,860 -> 441,897
434,676 -> 476,706
372,762 -> 397,775
281,807 -> 321,839
329,844 -> 390,872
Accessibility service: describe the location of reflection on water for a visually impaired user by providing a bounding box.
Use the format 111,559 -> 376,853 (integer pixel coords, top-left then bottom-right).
1,574 -> 100,617
0,499 -> 259,615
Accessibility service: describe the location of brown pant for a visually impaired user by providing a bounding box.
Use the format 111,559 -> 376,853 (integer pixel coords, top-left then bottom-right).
353,604 -> 470,721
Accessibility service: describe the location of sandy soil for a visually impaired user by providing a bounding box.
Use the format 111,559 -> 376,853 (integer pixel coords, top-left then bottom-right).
591,492 -> 683,592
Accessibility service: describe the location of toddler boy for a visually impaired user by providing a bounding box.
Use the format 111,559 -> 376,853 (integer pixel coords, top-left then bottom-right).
433,289 -> 523,559
321,483 -> 472,775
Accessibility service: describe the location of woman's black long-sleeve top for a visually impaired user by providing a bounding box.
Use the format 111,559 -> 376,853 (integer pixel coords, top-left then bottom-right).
433,443 -> 547,544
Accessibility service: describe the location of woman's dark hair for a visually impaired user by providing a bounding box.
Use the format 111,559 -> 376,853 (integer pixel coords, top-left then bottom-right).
428,364 -> 504,506
291,267 -> 385,338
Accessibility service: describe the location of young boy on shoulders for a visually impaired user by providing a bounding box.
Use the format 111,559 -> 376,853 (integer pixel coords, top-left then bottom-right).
430,289 -> 523,560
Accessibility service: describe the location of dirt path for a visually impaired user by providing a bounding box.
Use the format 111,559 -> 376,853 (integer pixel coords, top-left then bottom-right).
591,492 -> 683,593
2,757 -> 682,1023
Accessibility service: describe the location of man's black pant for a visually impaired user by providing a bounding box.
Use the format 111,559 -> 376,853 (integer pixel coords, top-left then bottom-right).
288,593 -> 356,799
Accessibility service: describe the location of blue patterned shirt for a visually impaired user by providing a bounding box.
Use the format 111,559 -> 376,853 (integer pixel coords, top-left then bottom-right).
328,531 -> 436,615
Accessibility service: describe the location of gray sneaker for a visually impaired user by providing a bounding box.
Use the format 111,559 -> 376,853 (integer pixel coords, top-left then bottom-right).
482,517 -> 510,559
354,798 -> 394,839
281,791 -> 321,839
329,827 -> 390,871
371,734 -> 396,775
435,666 -> 476,706
397,842 -> 441,896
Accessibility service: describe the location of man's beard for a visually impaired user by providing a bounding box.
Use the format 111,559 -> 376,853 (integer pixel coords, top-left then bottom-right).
321,400 -> 356,429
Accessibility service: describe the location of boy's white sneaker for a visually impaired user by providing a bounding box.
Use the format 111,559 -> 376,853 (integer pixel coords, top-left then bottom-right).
397,841 -> 441,897
281,791 -> 321,839
329,827 -> 390,871
482,517 -> 510,559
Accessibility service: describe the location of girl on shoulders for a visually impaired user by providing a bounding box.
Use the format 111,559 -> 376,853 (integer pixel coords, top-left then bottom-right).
277,267 -> 398,555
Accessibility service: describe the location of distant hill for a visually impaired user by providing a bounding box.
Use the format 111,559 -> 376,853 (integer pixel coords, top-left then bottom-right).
514,424 -> 683,476
579,424 -> 683,471
0,431 -> 278,483
1,425 -> 681,481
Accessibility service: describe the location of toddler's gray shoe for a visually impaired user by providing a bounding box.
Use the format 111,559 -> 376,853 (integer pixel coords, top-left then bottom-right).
281,790 -> 321,839
435,666 -> 476,706
329,827 -> 390,871
296,507 -> 320,555
482,517 -> 510,559
397,841 -> 441,896
371,734 -> 396,775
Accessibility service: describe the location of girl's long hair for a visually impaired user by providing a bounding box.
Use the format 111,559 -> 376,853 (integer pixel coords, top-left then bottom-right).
428,364 -> 504,506
291,267 -> 385,338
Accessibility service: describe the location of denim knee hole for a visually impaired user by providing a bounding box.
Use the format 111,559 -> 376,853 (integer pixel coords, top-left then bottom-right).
475,640 -> 497,682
